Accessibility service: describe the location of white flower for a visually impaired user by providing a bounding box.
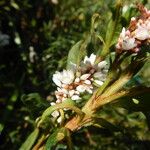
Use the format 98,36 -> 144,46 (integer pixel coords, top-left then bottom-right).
50,102 -> 59,118
94,80 -> 104,86
80,74 -> 91,80
120,27 -> 126,39
61,70 -> 74,84
75,77 -> 80,82
51,111 -> 59,118
68,90 -> 75,97
84,80 -> 91,85
52,71 -> 62,87
76,85 -> 85,93
135,25 -> 150,40
93,60 -> 108,86
76,84 -> 93,94
71,95 -> 81,100
131,17 -> 136,21
52,70 -> 74,87
122,37 -> 137,50
80,53 -> 97,72
117,27 -> 137,51
97,61 -> 108,71
94,72 -> 107,82
93,72 -> 106,86
57,87 -> 68,94
50,102 -> 62,123
83,53 -> 96,66
57,116 -> 62,123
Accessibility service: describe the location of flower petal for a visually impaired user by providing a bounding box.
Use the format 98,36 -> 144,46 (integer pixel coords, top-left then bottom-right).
98,61 -> 108,69
94,80 -> 104,86
57,116 -> 62,123
51,110 -> 59,118
84,80 -> 91,85
80,74 -> 91,80
52,75 -> 62,87
76,85 -> 86,93
71,95 -> 81,100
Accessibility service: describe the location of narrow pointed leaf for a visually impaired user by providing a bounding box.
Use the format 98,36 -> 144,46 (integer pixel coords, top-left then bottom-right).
19,128 -> 39,150
46,128 -> 67,150
93,117 -> 122,132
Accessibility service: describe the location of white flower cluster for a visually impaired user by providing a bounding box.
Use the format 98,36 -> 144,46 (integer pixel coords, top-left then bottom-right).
50,53 -> 108,121
116,5 -> 150,53
52,54 -> 108,103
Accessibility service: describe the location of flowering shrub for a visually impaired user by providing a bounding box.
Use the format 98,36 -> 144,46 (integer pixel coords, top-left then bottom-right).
20,2 -> 150,150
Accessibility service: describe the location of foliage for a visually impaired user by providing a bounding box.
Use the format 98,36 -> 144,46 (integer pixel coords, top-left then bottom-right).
0,0 -> 150,150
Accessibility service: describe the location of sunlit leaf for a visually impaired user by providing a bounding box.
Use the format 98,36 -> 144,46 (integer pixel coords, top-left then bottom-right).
113,93 -> 150,112
67,40 -> 85,69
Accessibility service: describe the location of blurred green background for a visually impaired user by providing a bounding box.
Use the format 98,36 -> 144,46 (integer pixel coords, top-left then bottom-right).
0,0 -> 150,149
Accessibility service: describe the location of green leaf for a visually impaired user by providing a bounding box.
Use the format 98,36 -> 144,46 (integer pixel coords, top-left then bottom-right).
91,13 -> 100,34
96,35 -> 105,46
113,93 -> 150,112
90,13 -> 104,53
67,40 -> 86,70
100,0 -> 122,57
93,117 -> 122,132
21,93 -> 49,117
19,128 -> 39,150
46,128 -> 67,150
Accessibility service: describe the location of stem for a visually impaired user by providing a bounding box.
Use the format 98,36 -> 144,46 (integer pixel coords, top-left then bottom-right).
95,91 -> 128,109
82,92 -> 97,115
102,55 -> 147,97
101,72 -> 132,97
32,134 -> 46,150
65,115 -> 92,131
60,109 -> 65,126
